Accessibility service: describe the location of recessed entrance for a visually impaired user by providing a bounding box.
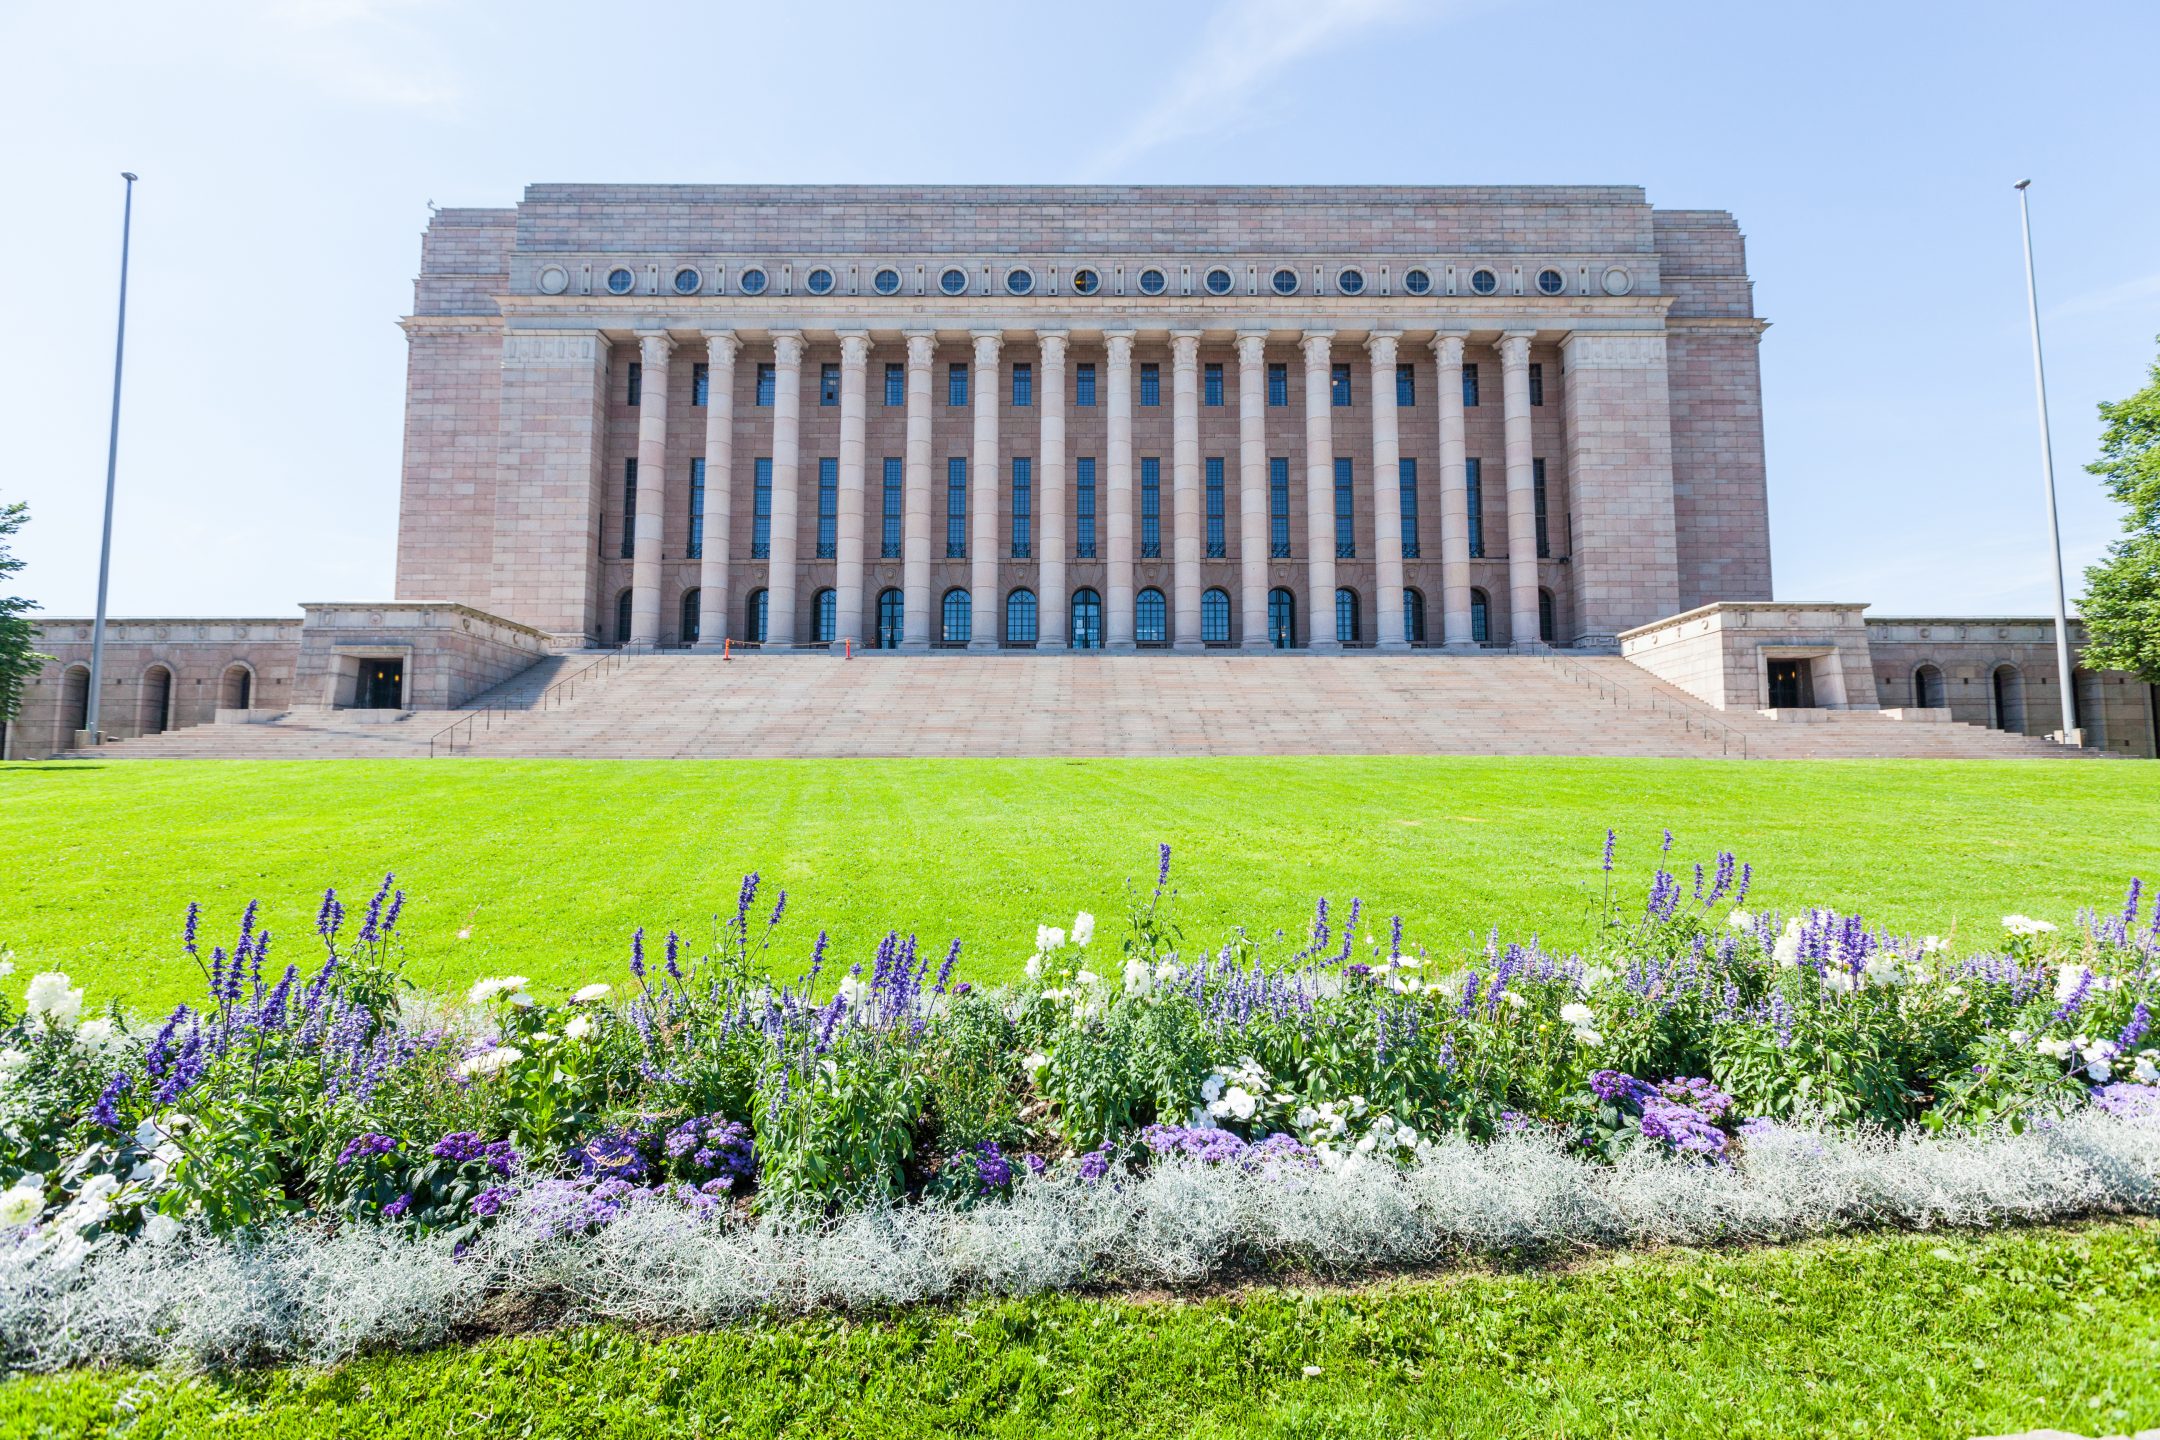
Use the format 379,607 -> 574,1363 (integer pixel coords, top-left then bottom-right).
1767,658 -> 1815,709
364,658 -> 405,709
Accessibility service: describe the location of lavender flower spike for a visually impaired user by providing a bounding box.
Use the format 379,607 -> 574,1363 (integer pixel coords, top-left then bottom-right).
1601,828 -> 1617,873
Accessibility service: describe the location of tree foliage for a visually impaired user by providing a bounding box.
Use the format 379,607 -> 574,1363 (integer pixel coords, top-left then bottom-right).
2080,339 -> 2160,682
0,497 -> 50,725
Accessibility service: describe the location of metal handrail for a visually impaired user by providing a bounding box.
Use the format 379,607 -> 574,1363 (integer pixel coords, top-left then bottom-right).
427,649 -> 632,757
1537,652 -> 1749,759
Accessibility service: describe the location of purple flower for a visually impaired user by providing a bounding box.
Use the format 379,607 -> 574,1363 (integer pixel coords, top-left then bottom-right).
665,929 -> 682,981
2092,1083 -> 2160,1119
471,1185 -> 514,1219
382,1193 -> 412,1220
337,1132 -> 399,1167
182,901 -> 201,958
1077,1144 -> 1115,1183
1157,842 -> 1172,889
1601,828 -> 1617,873
973,1142 -> 1014,1194
629,927 -> 646,980
1589,1069 -> 1655,1106
90,1072 -> 131,1130
2118,1002 -> 2151,1053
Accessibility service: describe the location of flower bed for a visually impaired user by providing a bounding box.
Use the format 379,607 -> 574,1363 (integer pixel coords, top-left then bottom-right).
0,834 -> 2157,1369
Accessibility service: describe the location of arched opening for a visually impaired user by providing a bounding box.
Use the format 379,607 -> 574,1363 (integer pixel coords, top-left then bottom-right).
59,665 -> 89,747
1470,588 -> 1490,645
1912,663 -> 1945,709
680,589 -> 701,646
1201,587 -> 1231,646
1268,588 -> 1297,649
218,663 -> 253,711
1991,664 -> 2025,732
1070,588 -> 1103,650
1334,587 -> 1360,645
876,588 -> 904,649
1403,587 -> 1426,646
1136,587 -> 1168,647
1538,588 -> 1556,645
615,589 -> 634,646
813,588 -> 838,645
1005,588 -> 1038,646
2075,669 -> 2106,748
746,588 -> 769,645
140,665 -> 174,737
940,588 -> 972,647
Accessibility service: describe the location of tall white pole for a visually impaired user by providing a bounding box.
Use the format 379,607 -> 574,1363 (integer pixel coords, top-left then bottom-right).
2013,179 -> 2079,742
84,171 -> 138,745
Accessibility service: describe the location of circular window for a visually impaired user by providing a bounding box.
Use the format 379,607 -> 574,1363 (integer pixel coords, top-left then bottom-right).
939,267 -> 969,296
1005,267 -> 1034,296
1071,267 -> 1100,296
1602,266 -> 1633,297
872,268 -> 901,295
1204,267 -> 1234,296
1469,268 -> 1498,296
672,267 -> 702,295
1402,267 -> 1431,296
1137,268 -> 1167,296
739,267 -> 769,296
605,267 -> 635,295
805,267 -> 835,295
1536,268 -> 1566,296
537,265 -> 569,296
1336,268 -> 1365,296
1271,267 -> 1299,296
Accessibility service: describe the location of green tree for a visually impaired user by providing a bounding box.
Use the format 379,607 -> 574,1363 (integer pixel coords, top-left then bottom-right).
0,498 -> 50,724
2081,340 -> 2160,682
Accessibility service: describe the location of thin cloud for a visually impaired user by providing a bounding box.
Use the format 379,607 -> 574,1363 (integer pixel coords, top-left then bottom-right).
2048,270 -> 2160,324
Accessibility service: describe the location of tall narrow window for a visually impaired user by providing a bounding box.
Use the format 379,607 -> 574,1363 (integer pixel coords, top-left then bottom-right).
1075,457 -> 1098,558
884,362 -> 904,407
1005,589 -> 1038,645
1465,457 -> 1484,558
1076,362 -> 1097,407
1335,588 -> 1360,644
1529,362 -> 1544,407
1204,363 -> 1224,407
1205,457 -> 1226,558
616,590 -> 633,645
687,457 -> 706,561
814,588 -> 837,644
747,588 -> 769,644
1403,588 -> 1426,645
1267,363 -> 1288,407
1140,363 -> 1160,407
1331,363 -> 1352,407
941,589 -> 971,645
1538,588 -> 1556,643
1201,587 -> 1231,644
681,589 -> 701,645
1140,457 -> 1161,557
692,362 -> 710,407
1012,362 -> 1033,407
816,458 -> 838,559
948,363 -> 968,407
819,363 -> 840,407
946,458 -> 967,557
627,361 -> 642,407
1070,588 -> 1103,649
1011,457 -> 1033,558
876,589 -> 903,648
1136,588 -> 1168,646
1268,588 -> 1296,648
1269,457 -> 1291,557
755,364 -> 775,407
1533,458 -> 1550,558
1462,363 -> 1479,408
881,457 -> 903,558
620,459 -> 637,559
1334,457 -> 1355,558
1398,458 -> 1419,559
1396,363 -> 1416,408
1470,589 -> 1489,644
752,458 -> 773,558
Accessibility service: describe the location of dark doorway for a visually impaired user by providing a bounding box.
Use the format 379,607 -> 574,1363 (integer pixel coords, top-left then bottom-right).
1767,658 -> 1814,709
364,659 -> 405,710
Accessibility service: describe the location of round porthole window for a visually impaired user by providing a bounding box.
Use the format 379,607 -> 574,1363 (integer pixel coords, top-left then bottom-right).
605,267 -> 635,295
805,267 -> 835,295
1469,268 -> 1498,296
672,267 -> 702,295
537,265 -> 569,295
1005,267 -> 1034,296
1536,268 -> 1566,296
1204,267 -> 1234,296
1402,267 -> 1432,296
1071,268 -> 1100,296
1137,268 -> 1167,296
739,267 -> 769,296
1601,266 -> 1633,296
872,268 -> 901,295
1336,268 -> 1366,296
939,267 -> 969,296
1271,267 -> 1300,296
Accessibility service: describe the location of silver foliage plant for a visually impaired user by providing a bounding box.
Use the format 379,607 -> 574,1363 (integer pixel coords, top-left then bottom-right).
3,1109 -> 2154,1373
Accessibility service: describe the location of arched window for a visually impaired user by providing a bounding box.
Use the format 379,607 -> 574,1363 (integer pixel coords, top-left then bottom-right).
219,663 -> 254,711
1470,588 -> 1490,645
1005,589 -> 1038,646
1201,587 -> 1231,645
680,589 -> 701,646
1538,588 -> 1556,644
140,665 -> 174,736
59,664 -> 90,747
1268,588 -> 1297,649
615,589 -> 634,646
941,588 -> 972,646
747,588 -> 768,645
1991,664 -> 2025,732
813,587 -> 838,645
1070,588 -> 1103,650
1403,588 -> 1426,645
1136,587 -> 1168,646
876,589 -> 903,649
1335,587 -> 1360,645
1912,663 -> 1945,709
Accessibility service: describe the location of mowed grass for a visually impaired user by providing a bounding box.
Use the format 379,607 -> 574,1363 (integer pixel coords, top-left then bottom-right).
3,1220 -> 2157,1438
1,757 -> 2156,1012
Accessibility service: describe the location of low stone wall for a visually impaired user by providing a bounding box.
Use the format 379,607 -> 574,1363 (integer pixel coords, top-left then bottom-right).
1865,616 -> 2158,757
6,618 -> 303,760
292,602 -> 554,712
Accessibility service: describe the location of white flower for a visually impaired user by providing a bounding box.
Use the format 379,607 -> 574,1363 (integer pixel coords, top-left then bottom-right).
564,1014 -> 595,1041
2053,965 -> 2089,1004
1301,1365 -> 1323,1378
1035,925 -> 1066,954
1772,918 -> 1804,968
141,1212 -> 182,1246
465,975 -> 531,1007
1071,912 -> 1096,947
2007,1029 -> 2030,1045
571,983 -> 612,1003
1123,958 -> 1153,996
0,1049 -> 25,1082
24,973 -> 84,1029
2003,915 -> 2058,938
1727,910 -> 1754,931
2036,1036 -> 2074,1061
1571,1028 -> 1602,1049
0,953 -> 14,978
1559,1002 -> 1595,1028
1503,991 -> 1528,1011
62,1173 -> 120,1230
1920,935 -> 1949,954
1075,970 -> 1100,987
0,1182 -> 43,1227
41,1233 -> 88,1272
1021,1052 -> 1049,1075
505,991 -> 535,1009
1221,1087 -> 1258,1121
2134,1057 -> 2159,1084
2087,1058 -> 2114,1083
75,1018 -> 121,1053
1201,1073 -> 1226,1103
837,974 -> 869,1012
1024,953 -> 1044,980
455,1045 -> 524,1078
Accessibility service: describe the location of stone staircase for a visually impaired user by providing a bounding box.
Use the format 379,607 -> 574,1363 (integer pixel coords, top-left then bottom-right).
52,652 -> 2107,761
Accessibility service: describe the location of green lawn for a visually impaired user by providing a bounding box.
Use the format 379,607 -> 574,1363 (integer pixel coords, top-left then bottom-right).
3,1220 -> 2155,1438
1,757 -> 2156,1013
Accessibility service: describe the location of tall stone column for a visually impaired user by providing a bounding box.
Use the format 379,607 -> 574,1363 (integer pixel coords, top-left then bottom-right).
1170,330 -> 1204,651
901,331 -> 936,650
767,330 -> 805,649
629,331 -> 673,648
1235,331 -> 1270,648
1301,331 -> 1338,651
1105,330 -> 1136,649
1432,333 -> 1473,647
1037,332 -> 1068,650
1499,331 -> 1539,647
833,330 -> 871,652
695,331 -> 739,648
968,330 -> 1003,650
1367,330 -> 1406,649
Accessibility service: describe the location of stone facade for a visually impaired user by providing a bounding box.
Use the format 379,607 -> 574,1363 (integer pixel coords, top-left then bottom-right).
6,618 -> 301,758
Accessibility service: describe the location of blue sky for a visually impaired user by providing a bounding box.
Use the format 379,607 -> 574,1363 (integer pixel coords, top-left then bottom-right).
4,0 -> 2157,619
